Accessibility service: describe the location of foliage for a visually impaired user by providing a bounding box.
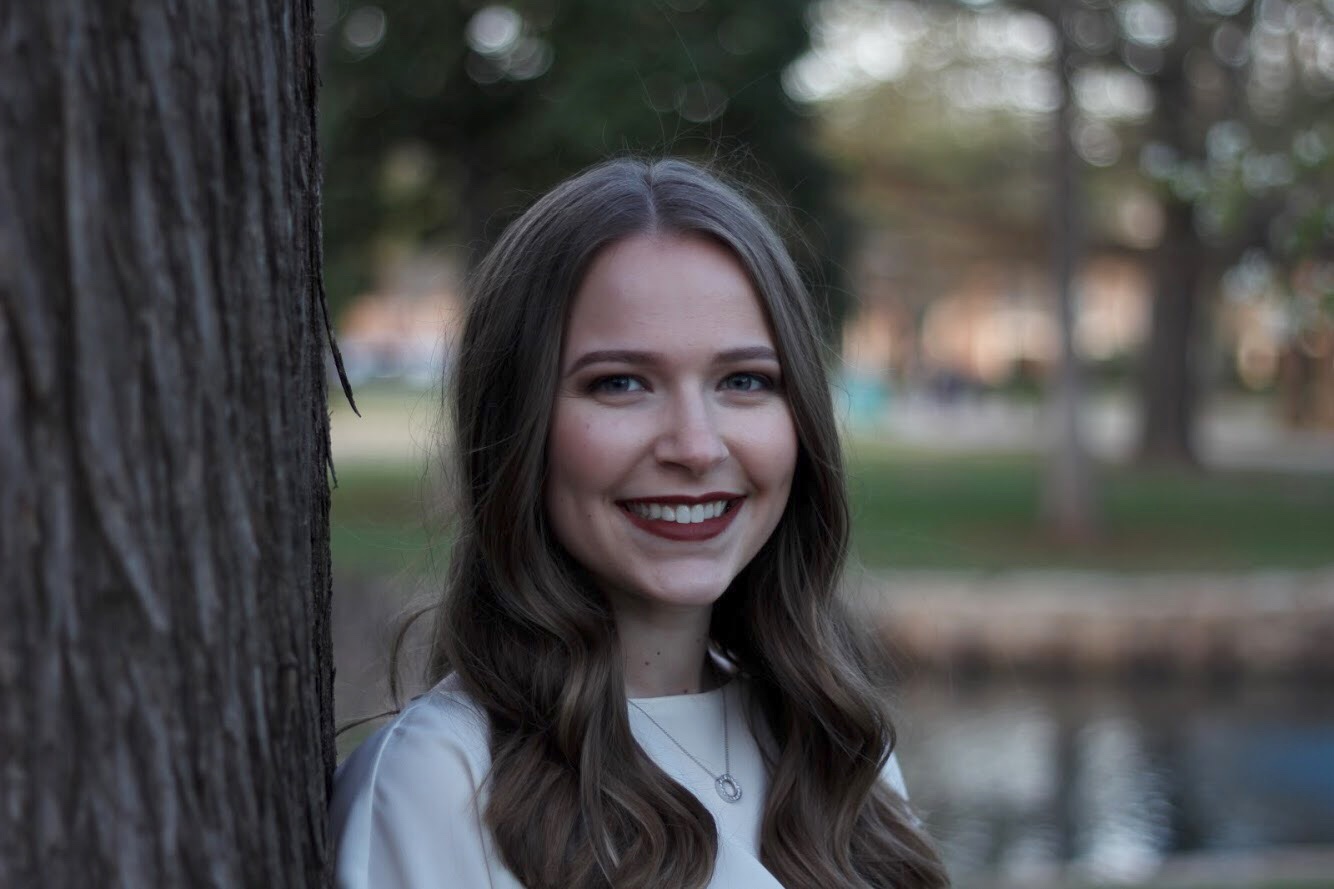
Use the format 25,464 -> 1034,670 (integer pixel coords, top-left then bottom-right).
809,0 -> 1333,265
318,0 -> 850,333
798,0 -> 1333,461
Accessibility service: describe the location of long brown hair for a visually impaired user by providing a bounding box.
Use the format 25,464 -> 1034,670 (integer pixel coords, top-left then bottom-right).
427,157 -> 947,888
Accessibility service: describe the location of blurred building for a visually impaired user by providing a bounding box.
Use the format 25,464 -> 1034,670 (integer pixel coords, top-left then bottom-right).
334,251 -> 463,388
843,252 -> 1148,390
843,248 -> 1334,430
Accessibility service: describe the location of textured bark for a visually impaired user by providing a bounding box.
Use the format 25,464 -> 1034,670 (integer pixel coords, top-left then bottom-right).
0,2 -> 336,886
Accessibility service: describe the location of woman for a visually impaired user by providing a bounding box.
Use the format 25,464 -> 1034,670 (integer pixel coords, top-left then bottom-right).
332,158 -> 948,889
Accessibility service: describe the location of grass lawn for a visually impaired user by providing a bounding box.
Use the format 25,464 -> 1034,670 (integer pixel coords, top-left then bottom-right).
330,439 -> 1334,578
846,441 -> 1334,573
330,459 -> 448,579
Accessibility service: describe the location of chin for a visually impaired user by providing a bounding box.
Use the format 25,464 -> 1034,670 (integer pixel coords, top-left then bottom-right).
627,573 -> 733,609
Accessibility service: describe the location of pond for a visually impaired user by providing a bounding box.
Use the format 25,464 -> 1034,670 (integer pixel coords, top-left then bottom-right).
893,678 -> 1334,885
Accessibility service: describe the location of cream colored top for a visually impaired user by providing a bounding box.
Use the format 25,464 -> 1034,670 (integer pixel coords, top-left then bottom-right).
331,673 -> 909,889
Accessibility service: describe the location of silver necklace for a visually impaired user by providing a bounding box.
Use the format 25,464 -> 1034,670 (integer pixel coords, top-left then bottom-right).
630,685 -> 743,803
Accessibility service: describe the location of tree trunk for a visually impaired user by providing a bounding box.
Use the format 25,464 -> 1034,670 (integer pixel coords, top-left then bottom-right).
0,2 -> 336,886
1040,4 -> 1098,541
1137,198 -> 1204,465
1134,4 -> 1210,468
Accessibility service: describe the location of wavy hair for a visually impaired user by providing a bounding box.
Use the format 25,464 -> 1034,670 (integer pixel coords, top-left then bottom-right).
425,157 -> 948,888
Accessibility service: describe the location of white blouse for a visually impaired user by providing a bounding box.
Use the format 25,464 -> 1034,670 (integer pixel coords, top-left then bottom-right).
331,673 -> 909,889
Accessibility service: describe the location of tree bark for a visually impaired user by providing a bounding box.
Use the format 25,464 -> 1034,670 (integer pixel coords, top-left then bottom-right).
0,2 -> 336,886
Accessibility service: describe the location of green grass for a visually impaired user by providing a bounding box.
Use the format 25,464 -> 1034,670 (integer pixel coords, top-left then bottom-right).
846,442 -> 1334,572
330,441 -> 1334,578
330,459 -> 448,578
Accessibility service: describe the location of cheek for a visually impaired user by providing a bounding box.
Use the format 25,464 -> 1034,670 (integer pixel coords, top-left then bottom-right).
545,410 -> 595,526
545,402 -> 637,503
546,409 -> 582,490
544,413 -> 592,556
744,407 -> 799,490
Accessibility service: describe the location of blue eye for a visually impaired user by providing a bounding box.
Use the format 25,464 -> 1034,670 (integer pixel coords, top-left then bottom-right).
591,375 -> 645,394
722,372 -> 773,392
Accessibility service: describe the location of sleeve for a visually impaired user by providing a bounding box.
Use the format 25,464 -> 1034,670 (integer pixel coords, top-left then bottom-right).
880,750 -> 909,799
331,698 -> 501,889
880,750 -> 929,828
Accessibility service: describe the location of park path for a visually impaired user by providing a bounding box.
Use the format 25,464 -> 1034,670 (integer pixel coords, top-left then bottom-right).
864,392 -> 1334,473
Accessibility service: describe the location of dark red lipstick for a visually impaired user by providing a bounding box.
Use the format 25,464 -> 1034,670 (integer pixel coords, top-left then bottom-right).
617,493 -> 744,542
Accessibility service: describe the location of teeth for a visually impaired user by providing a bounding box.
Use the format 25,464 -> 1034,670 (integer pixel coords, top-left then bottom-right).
626,500 -> 733,524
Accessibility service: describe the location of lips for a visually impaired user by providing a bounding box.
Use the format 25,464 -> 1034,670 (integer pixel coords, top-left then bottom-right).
617,493 -> 745,542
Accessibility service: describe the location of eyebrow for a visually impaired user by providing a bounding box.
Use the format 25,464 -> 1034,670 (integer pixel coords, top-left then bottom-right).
564,346 -> 779,375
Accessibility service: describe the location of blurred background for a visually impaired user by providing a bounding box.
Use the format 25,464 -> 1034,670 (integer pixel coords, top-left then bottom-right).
316,1 -> 1334,886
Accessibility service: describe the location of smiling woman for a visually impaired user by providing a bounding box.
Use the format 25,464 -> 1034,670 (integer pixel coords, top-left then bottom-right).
330,158 -> 949,889
546,233 -> 798,688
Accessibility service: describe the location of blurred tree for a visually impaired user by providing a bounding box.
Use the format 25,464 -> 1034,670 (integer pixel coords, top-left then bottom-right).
1040,1 -> 1100,541
1001,0 -> 1333,464
813,5 -> 1052,325
0,2 -> 337,886
1135,0 -> 1332,459
319,0 -> 851,336
811,0 -> 1102,538
818,0 -> 1332,463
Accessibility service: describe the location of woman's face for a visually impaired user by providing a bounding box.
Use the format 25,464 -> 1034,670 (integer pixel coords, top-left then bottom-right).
545,233 -> 798,617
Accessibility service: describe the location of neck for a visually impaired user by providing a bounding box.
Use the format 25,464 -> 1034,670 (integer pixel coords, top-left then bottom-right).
616,603 -> 717,698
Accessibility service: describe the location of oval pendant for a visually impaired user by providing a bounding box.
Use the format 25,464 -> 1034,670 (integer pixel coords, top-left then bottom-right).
715,774 -> 743,803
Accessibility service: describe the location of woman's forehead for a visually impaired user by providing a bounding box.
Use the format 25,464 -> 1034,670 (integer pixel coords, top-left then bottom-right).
562,233 -> 775,359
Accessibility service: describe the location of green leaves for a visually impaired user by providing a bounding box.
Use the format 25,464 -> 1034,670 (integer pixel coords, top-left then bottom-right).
319,0 -> 846,327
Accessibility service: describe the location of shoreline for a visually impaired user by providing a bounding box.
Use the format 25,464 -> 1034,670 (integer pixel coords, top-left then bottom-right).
957,842 -> 1334,889
864,568 -> 1334,683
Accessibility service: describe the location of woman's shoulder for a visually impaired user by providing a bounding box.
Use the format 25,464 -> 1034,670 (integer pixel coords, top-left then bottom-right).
331,677 -> 516,887
332,674 -> 493,820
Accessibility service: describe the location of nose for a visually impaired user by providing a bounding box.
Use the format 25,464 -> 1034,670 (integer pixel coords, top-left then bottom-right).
654,390 -> 729,476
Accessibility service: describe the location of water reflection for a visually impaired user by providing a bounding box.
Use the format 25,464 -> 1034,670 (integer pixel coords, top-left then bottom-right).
1073,715 -> 1169,881
894,679 -> 1334,884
